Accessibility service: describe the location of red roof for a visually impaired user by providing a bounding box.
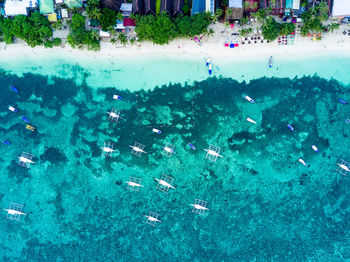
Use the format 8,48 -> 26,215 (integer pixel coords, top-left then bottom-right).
123,18 -> 136,27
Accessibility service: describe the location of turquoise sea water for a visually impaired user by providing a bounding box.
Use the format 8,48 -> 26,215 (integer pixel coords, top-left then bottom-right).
1,55 -> 350,261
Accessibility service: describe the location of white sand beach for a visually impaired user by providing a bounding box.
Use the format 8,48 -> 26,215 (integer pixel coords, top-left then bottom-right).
1,22 -> 350,90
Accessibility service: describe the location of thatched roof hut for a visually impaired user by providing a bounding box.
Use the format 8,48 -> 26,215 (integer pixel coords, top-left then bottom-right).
100,0 -> 123,11
160,0 -> 173,14
144,0 -> 156,15
172,0 -> 184,15
132,0 -> 144,14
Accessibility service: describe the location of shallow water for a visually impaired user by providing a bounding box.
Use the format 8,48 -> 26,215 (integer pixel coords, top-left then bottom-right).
1,60 -> 350,261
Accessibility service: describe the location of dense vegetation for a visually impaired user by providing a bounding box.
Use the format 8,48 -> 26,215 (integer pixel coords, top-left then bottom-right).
67,13 -> 100,51
0,12 -> 61,47
261,17 -> 295,41
135,12 -> 212,45
300,2 -> 328,36
0,0 -> 340,50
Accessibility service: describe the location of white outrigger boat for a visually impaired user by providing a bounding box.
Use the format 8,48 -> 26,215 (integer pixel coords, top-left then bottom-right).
155,178 -> 176,189
246,117 -> 257,124
244,95 -> 255,104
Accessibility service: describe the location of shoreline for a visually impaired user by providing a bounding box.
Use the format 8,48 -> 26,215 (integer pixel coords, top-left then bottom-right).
1,23 -> 350,90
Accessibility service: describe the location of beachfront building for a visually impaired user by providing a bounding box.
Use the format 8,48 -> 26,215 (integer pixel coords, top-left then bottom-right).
173,0 -> 184,15
331,0 -> 350,18
191,0 -> 205,15
161,0 -> 173,14
285,0 -> 300,17
4,0 -> 38,16
39,0 -> 54,14
100,0 -> 122,12
226,0 -> 243,20
132,0 -> 182,16
205,0 -> 215,14
64,0 -> 82,8
144,0 -> 156,14
120,3 -> 133,16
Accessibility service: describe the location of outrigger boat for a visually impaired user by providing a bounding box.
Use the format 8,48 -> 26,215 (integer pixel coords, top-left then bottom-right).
22,116 -> 30,123
188,143 -> 196,150
244,95 -> 255,104
11,85 -> 19,93
8,106 -> 17,112
26,124 -> 35,132
3,140 -> 11,145
268,56 -> 273,68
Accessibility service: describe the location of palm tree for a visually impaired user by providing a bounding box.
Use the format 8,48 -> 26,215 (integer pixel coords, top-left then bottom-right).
52,19 -> 64,30
328,23 -> 340,32
108,25 -> 117,36
243,1 -> 250,9
226,8 -> 233,21
90,30 -> 100,40
88,0 -> 100,6
116,12 -> 124,21
89,7 -> 102,20
110,38 -> 117,44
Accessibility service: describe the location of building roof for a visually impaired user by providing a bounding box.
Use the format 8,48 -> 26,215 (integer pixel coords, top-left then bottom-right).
192,0 -> 205,14
123,17 -> 136,26
101,0 -> 122,11
48,12 -> 57,22
39,0 -> 54,14
160,0 -> 173,14
116,20 -> 125,29
4,0 -> 37,16
205,0 -> 214,14
173,0 -> 184,15
100,30 -> 111,37
227,7 -> 243,19
64,0 -> 82,8
120,3 -> 132,12
332,0 -> 350,17
229,0 -> 242,8
144,0 -> 156,15
132,0 -> 144,14
61,8 -> 69,18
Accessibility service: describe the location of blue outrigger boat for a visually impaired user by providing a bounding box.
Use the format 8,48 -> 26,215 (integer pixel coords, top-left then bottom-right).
11,85 -> 19,93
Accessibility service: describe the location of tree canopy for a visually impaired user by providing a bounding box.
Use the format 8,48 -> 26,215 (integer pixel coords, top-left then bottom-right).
67,13 -> 100,51
0,12 -> 60,47
135,12 -> 211,45
100,8 -> 116,31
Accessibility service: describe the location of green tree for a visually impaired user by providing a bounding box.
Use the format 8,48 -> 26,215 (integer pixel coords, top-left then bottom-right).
67,13 -> 101,51
116,12 -> 124,21
89,8 -> 102,20
280,22 -> 295,36
118,32 -> 128,45
317,2 -> 329,22
135,13 -> 177,44
226,8 -> 233,20
108,25 -> 117,36
328,23 -> 340,32
110,37 -> 117,44
182,4 -> 190,15
156,0 -> 161,14
261,16 -> 281,41
211,9 -> 223,23
52,19 -> 64,30
100,8 -> 116,31
90,30 -> 100,40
